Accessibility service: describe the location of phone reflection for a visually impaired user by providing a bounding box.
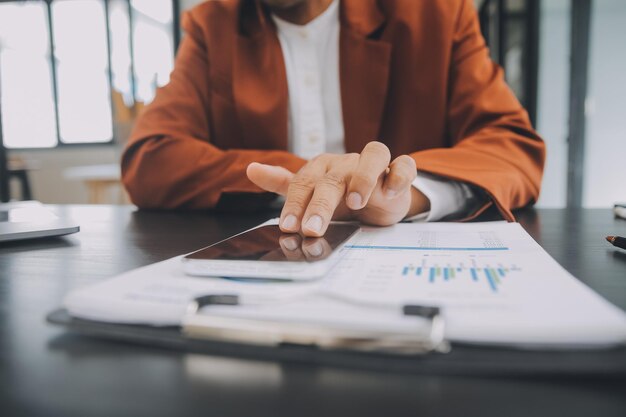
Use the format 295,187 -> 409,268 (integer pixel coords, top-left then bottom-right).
261,234 -> 333,262
185,225 -> 355,263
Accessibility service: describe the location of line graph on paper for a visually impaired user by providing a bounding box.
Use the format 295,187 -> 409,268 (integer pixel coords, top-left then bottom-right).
346,230 -> 508,251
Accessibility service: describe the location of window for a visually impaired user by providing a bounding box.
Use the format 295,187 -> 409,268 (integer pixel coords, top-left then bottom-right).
535,0 -> 571,208
0,2 -> 57,148
535,0 -> 626,208
0,0 -> 177,149
583,0 -> 626,207
131,0 -> 175,104
479,0 -> 539,125
480,0 -> 626,208
53,0 -> 113,144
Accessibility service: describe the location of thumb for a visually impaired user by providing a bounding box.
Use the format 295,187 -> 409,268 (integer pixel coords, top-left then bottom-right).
246,162 -> 294,196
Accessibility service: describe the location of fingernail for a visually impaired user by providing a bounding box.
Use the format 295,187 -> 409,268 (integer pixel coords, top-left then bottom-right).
282,214 -> 297,230
305,241 -> 323,257
347,192 -> 362,209
385,189 -> 397,199
282,237 -> 298,251
304,215 -> 323,234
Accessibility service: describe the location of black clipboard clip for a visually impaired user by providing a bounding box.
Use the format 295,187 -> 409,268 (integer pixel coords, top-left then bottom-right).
183,294 -> 451,355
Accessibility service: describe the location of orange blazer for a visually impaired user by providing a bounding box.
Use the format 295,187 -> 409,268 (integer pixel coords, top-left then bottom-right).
122,0 -> 545,221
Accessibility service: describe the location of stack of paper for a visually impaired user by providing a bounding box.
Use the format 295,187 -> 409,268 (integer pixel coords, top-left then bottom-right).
64,221 -> 626,349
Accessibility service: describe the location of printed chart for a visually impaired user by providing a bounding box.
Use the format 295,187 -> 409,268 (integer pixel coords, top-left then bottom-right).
401,260 -> 521,292
346,230 -> 508,251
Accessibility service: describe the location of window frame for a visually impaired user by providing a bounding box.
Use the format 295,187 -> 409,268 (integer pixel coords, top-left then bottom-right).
0,0 -> 180,150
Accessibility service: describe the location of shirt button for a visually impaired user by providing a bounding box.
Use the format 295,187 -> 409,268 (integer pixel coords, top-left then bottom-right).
309,134 -> 320,144
299,30 -> 308,39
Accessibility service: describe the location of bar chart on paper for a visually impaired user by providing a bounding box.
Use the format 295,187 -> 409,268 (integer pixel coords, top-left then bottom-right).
326,223 -> 527,302
401,260 -> 521,292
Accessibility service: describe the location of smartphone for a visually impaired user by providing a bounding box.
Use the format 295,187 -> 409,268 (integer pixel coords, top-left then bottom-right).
182,224 -> 360,280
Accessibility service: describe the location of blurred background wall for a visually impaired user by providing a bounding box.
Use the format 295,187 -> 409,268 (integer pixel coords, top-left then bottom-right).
0,0 -> 624,207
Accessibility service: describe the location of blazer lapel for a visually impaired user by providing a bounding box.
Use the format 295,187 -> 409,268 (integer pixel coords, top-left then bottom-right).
339,0 -> 392,153
233,1 -> 289,150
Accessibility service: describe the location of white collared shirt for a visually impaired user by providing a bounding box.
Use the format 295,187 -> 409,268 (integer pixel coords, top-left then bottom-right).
271,0 -> 478,221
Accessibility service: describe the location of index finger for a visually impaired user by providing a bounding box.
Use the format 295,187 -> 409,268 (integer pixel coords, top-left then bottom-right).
280,160 -> 327,233
346,141 -> 391,210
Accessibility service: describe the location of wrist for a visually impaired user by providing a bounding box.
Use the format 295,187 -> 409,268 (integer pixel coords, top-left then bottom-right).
406,186 -> 431,218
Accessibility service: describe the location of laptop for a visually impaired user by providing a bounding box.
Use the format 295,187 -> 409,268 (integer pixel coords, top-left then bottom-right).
0,200 -> 79,242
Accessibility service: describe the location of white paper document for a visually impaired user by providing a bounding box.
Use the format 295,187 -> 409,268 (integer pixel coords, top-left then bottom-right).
64,221 -> 626,349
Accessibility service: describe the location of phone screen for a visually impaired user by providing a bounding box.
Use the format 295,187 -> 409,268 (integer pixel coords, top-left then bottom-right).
184,224 -> 360,263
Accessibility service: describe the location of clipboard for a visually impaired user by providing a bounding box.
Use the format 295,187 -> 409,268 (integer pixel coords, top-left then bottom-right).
47,300 -> 626,377
183,295 -> 449,355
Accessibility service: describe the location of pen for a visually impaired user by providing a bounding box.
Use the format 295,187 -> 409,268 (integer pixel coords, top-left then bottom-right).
606,236 -> 626,250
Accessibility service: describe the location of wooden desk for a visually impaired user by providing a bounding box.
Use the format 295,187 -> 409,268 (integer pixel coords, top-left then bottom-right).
0,206 -> 625,417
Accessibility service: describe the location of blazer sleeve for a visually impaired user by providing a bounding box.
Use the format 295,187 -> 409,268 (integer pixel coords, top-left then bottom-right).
410,0 -> 546,221
121,12 -> 306,209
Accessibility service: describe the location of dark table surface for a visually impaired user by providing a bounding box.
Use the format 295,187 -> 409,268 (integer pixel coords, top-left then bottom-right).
1,205 -> 625,417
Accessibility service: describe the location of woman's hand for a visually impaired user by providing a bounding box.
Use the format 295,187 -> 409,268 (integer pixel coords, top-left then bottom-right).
247,141 -> 430,236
